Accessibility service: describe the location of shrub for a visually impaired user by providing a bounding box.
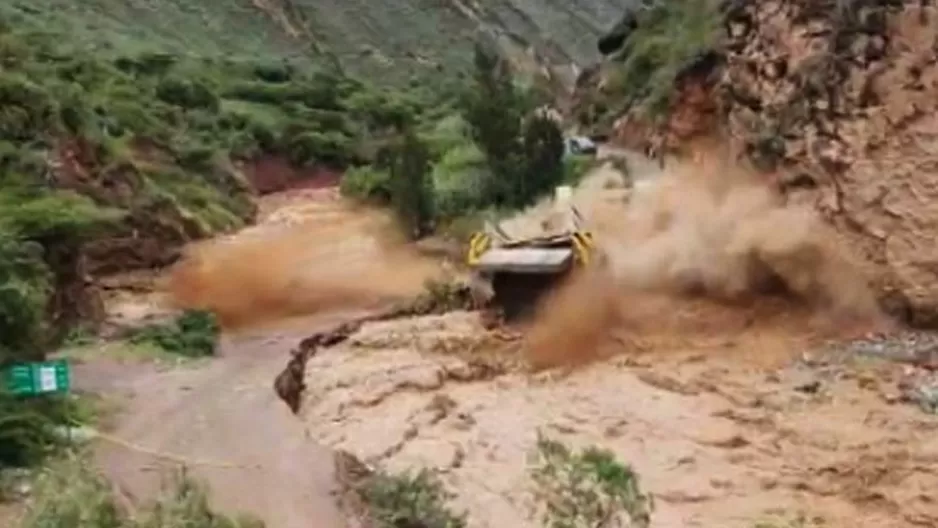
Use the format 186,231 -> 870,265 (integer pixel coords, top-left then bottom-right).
21,452 -> 123,528
340,165 -> 391,203
282,129 -> 354,167
423,114 -> 472,159
0,190 -> 124,242
0,74 -> 59,141
113,52 -> 177,76
0,394 -> 65,468
0,233 -> 51,365
224,81 -> 299,105
387,130 -> 435,239
155,77 -> 219,111
22,453 -> 265,528
252,62 -> 293,83
360,468 -> 466,528
128,310 -> 220,358
529,434 -> 653,528
563,155 -> 596,185
430,143 -> 488,218
602,0 -> 722,117
345,90 -> 416,130
134,469 -> 265,528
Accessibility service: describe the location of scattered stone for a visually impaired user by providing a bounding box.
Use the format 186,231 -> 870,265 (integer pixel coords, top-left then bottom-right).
794,380 -> 822,394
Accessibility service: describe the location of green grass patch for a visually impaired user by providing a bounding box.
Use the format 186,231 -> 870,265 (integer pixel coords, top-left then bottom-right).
128,310 -> 220,358
529,434 -> 653,528
21,451 -> 264,528
0,392 -> 102,469
582,0 -> 723,129
358,468 -> 467,528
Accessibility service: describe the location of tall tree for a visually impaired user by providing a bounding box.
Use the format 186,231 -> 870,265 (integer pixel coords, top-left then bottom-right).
388,129 -> 434,240
462,39 -> 566,209
521,112 -> 565,202
462,41 -> 527,207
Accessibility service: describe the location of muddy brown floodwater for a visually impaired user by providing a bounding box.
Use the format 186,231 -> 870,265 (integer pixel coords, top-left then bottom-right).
85,187 -> 445,528
294,149 -> 938,528
88,148 -> 938,528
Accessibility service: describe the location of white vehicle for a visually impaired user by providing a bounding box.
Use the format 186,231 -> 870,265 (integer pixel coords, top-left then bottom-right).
564,136 -> 598,157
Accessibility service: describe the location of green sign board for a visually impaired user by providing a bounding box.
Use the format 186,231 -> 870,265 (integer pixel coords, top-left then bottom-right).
4,360 -> 71,396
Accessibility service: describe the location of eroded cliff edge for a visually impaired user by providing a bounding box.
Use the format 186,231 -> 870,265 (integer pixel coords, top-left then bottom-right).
576,0 -> 938,326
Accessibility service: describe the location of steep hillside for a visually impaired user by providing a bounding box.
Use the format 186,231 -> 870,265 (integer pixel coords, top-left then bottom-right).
0,9 -> 439,360
3,0 -> 627,87
0,0 -> 605,360
574,0 -> 938,327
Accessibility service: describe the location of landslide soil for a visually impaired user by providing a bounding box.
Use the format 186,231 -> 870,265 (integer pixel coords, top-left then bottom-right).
296,149 -> 938,528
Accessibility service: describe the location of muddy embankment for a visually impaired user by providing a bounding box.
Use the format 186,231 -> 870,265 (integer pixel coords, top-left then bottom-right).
269,154 -> 938,528
162,136 -> 938,527
601,0 -> 938,327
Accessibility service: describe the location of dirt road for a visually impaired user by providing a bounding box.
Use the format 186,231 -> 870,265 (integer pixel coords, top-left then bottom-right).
88,317 -> 353,528
80,187 -> 442,528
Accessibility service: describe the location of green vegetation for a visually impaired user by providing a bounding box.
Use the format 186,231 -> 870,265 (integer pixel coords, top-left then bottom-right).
529,434 -> 653,528
0,391 -> 105,469
351,437 -> 650,528
2,0 -> 624,88
0,8 -> 442,363
0,395 -> 68,469
358,468 -> 467,528
21,452 -> 263,528
128,310 -> 220,358
341,41 -> 575,238
579,0 -> 723,129
0,8 -> 422,487
463,42 -> 567,210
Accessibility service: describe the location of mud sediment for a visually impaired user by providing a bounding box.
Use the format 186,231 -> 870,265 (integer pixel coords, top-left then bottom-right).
273,285 -> 480,414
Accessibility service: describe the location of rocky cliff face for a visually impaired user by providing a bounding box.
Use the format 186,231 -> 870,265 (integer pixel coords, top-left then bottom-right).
719,0 -> 938,325
582,0 -> 938,326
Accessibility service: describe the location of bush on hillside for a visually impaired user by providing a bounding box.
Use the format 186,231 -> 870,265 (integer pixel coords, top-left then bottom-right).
128,310 -> 220,358
0,233 -> 51,366
345,90 -> 418,131
340,165 -> 392,203
155,77 -> 219,111
430,143 -> 488,218
422,114 -> 472,159
359,468 -> 467,528
282,129 -> 354,167
599,0 -> 722,117
0,394 -> 62,469
113,52 -> 177,76
0,391 -> 94,469
0,190 -> 121,366
252,61 -> 294,83
0,74 -> 59,141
